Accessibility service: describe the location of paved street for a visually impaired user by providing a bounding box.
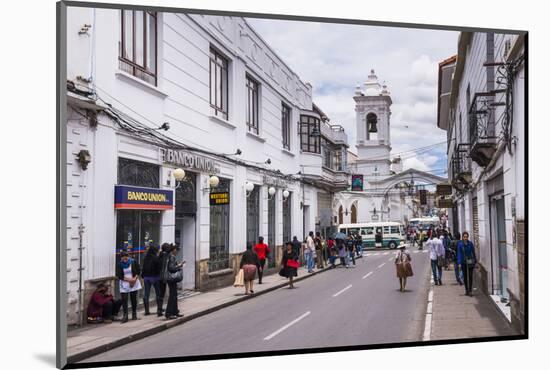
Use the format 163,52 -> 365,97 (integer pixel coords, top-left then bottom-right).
84,250 -> 431,363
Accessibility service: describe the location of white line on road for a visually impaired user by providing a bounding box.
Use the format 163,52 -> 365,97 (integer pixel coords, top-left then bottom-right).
389,257 -> 394,262
332,284 -> 353,297
372,253 -> 379,256
423,250 -> 429,253
378,263 -> 386,268
383,252 -> 389,255
413,251 -> 420,254
362,272 -> 373,279
264,311 -> 311,340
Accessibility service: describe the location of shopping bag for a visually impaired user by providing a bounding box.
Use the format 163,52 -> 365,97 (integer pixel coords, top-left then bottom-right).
233,269 -> 244,287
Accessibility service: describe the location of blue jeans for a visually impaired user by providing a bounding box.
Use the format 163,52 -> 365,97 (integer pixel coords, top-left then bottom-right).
454,261 -> 463,282
356,244 -> 363,256
348,251 -> 356,265
430,259 -> 442,282
305,252 -> 314,271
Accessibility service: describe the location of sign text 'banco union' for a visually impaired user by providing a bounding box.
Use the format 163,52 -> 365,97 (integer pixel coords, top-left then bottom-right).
160,148 -> 220,174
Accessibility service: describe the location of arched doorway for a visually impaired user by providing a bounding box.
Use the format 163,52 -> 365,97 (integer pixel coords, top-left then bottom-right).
351,204 -> 357,224
338,205 -> 343,224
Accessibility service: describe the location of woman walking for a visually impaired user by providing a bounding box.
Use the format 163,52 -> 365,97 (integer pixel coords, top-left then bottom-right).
457,231 -> 477,296
240,244 -> 259,295
116,251 -> 142,323
163,244 -> 184,319
394,242 -> 413,292
141,244 -> 162,316
253,236 -> 270,284
281,241 -> 299,288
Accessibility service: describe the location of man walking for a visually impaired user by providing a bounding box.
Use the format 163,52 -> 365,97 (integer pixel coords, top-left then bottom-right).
457,231 -> 477,296
253,236 -> 270,284
314,232 -> 325,269
429,234 -> 445,285
305,231 -> 315,273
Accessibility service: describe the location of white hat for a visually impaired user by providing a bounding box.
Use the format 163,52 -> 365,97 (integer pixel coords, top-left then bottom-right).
398,241 -> 406,249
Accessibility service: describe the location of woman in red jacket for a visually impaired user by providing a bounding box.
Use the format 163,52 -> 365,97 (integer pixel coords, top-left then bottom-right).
253,236 -> 270,284
87,283 -> 122,323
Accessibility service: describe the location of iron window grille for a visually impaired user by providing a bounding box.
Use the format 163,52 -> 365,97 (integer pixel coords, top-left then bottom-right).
119,10 -> 157,86
117,157 -> 160,188
209,48 -> 229,120
451,144 -> 472,188
246,75 -> 260,134
208,178 -> 230,272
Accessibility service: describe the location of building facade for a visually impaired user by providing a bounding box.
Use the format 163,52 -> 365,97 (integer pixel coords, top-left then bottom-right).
65,9 -> 349,325
437,32 -> 525,333
335,70 -> 446,228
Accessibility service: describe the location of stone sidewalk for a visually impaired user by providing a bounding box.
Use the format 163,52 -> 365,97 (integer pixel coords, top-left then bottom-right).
67,260 -> 343,364
429,263 -> 518,340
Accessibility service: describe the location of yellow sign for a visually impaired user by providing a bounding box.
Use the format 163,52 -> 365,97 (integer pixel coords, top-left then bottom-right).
210,192 -> 229,205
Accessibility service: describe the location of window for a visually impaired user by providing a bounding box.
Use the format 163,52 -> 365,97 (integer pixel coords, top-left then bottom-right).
299,115 -> 321,153
118,157 -> 159,188
209,178 -> 230,272
334,149 -> 343,171
246,75 -> 259,134
322,139 -> 332,168
120,11 -> 157,85
390,226 -> 400,234
282,103 -> 291,149
210,48 -> 229,120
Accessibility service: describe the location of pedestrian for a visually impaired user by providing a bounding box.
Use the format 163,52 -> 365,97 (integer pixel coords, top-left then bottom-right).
86,283 -> 122,324
253,236 -> 270,284
418,229 -> 425,249
291,236 -> 302,257
442,232 -> 451,270
116,251 -> 142,323
240,244 -> 259,295
163,244 -> 184,319
157,242 -> 171,317
280,241 -> 299,288
337,238 -> 348,268
355,233 -> 363,257
346,234 -> 356,267
141,244 -> 162,316
394,242 -> 413,292
428,234 -> 445,285
450,232 -> 463,285
305,231 -> 315,273
315,232 -> 325,269
327,237 -> 336,268
457,231 -> 477,296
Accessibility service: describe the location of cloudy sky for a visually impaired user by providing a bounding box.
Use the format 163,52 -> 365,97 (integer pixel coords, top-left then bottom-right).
246,18 -> 459,176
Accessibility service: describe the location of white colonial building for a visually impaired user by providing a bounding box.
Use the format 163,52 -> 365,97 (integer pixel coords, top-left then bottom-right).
437,32 -> 525,333
65,8 -> 349,325
334,70 -> 446,232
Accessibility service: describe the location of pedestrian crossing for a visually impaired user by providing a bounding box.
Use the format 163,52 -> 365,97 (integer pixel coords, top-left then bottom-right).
362,250 -> 428,257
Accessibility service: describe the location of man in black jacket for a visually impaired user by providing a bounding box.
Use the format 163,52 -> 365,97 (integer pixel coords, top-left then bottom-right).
157,243 -> 172,317
141,245 -> 162,316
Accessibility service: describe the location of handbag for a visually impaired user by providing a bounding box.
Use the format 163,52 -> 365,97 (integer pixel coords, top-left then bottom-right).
167,268 -> 183,283
437,255 -> 445,268
287,259 -> 300,268
233,269 -> 244,287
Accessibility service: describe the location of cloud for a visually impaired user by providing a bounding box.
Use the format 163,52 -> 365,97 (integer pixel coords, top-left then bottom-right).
246,18 -> 459,172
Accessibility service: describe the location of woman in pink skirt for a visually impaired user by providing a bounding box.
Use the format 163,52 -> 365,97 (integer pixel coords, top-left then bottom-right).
240,244 -> 259,295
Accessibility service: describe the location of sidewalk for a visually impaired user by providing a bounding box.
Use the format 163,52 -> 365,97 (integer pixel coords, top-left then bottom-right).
67,260 -> 345,364
428,263 -> 518,341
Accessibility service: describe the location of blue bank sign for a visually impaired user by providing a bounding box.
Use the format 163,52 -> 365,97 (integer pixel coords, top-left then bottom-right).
114,185 -> 174,210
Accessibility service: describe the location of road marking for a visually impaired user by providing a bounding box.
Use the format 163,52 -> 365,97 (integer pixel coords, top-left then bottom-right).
264,311 -> 311,340
362,272 -> 373,279
424,271 -> 435,341
378,263 -> 385,268
332,284 -> 353,297
413,251 -> 420,254
373,253 -> 380,256
383,252 -> 389,255
423,250 -> 429,253
389,257 -> 394,261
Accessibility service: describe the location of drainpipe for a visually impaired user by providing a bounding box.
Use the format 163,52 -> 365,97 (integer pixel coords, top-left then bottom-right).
78,223 -> 85,327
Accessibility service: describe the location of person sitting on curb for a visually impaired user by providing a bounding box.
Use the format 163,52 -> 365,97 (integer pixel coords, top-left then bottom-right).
87,283 -> 122,324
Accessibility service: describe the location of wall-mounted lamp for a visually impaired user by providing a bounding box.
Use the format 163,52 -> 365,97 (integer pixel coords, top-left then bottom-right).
202,175 -> 220,193
268,186 -> 276,200
77,149 -> 91,170
282,190 -> 290,200
245,181 -> 255,197
173,168 -> 186,189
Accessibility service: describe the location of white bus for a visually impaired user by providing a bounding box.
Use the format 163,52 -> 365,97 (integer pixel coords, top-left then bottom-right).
338,222 -> 405,249
409,217 -> 439,231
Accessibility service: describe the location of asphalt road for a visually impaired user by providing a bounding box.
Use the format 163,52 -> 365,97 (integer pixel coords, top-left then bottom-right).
84,249 -> 431,363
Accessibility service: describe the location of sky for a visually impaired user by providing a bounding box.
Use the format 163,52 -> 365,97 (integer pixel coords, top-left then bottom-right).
246,18 -> 459,177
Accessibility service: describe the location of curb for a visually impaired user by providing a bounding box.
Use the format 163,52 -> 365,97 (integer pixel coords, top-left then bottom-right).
68,260 -> 344,364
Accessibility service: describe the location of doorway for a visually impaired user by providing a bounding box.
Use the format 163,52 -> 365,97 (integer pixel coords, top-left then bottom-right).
174,172 -> 197,290
492,197 -> 508,299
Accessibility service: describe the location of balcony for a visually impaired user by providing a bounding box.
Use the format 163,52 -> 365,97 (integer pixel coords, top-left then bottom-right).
321,123 -> 348,145
451,143 -> 472,191
469,92 -> 498,167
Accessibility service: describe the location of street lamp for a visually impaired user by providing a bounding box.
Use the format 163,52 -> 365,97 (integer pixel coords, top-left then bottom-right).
202,175 -> 220,193
245,181 -> 255,197
268,186 -> 276,200
283,189 -> 290,199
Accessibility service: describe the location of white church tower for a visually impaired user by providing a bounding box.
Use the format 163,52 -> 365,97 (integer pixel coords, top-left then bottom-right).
354,69 -> 393,187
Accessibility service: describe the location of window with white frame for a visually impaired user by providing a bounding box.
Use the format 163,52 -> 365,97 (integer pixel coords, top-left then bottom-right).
246,75 -> 260,134
209,47 -> 229,120
282,103 -> 291,150
119,10 -> 157,86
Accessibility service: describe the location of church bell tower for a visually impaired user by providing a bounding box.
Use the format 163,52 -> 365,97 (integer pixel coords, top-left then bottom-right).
353,69 -> 393,185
